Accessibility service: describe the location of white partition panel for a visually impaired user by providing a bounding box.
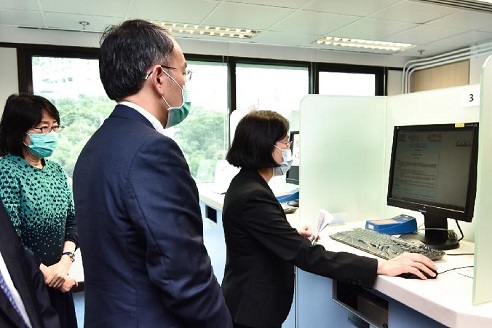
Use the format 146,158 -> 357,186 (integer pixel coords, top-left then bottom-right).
473,56 -> 492,305
298,95 -> 386,226
385,86 -> 480,237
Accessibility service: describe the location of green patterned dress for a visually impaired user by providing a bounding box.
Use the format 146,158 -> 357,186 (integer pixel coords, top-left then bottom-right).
0,154 -> 78,266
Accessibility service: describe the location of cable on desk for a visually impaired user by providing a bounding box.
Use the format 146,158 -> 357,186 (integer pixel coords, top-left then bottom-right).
438,265 -> 474,275
445,253 -> 474,256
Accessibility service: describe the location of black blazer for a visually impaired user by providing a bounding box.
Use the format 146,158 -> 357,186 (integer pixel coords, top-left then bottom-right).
0,201 -> 60,328
221,169 -> 378,327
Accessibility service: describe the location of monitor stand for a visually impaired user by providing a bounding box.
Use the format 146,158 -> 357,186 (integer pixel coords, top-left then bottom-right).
403,214 -> 459,250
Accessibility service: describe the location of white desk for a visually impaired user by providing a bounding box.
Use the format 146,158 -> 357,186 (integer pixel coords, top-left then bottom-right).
198,184 -> 492,328
198,184 -> 225,214
315,223 -> 491,327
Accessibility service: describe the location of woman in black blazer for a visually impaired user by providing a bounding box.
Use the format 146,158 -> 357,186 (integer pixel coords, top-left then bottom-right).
221,110 -> 437,328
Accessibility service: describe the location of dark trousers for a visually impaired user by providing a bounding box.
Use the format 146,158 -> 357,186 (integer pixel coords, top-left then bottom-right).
47,287 -> 78,328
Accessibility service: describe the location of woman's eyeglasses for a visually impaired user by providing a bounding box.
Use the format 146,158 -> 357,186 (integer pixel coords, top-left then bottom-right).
30,125 -> 65,134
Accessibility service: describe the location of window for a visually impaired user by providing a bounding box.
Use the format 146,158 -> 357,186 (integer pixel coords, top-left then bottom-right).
316,64 -> 384,96
32,56 -> 229,184
319,72 -> 376,96
32,56 -> 114,181
26,48 -> 385,185
170,60 -> 229,183
236,63 -> 309,118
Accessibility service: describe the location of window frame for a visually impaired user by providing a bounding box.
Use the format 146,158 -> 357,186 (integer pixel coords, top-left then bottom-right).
13,43 -> 389,112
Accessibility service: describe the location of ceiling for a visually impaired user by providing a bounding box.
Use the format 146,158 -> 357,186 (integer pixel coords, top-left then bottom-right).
2,0 -> 492,58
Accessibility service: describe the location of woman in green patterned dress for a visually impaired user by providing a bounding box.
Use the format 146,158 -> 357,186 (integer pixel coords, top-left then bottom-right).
0,94 -> 79,328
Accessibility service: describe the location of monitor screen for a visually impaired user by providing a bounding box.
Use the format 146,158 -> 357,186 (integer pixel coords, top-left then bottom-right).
286,131 -> 300,185
387,122 -> 479,250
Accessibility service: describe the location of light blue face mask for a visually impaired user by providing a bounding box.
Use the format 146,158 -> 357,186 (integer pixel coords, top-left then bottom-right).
26,132 -> 58,158
273,146 -> 293,176
161,72 -> 191,128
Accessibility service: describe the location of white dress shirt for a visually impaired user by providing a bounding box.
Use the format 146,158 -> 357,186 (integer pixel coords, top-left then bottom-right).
0,251 -> 32,327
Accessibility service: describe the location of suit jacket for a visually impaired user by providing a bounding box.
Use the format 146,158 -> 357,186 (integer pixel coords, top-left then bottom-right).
73,104 -> 232,328
0,201 -> 60,328
221,169 -> 378,327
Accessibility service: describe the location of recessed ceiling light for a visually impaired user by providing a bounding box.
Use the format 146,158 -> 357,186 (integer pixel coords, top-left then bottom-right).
154,22 -> 259,39
312,36 -> 414,52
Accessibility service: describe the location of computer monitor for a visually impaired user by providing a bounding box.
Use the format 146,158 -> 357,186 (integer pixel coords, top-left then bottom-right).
387,122 -> 479,250
286,131 -> 300,185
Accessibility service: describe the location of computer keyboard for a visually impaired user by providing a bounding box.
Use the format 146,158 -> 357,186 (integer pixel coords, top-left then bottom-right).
329,228 -> 445,261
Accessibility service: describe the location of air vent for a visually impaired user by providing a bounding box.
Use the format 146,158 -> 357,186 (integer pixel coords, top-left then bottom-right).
411,0 -> 492,13
18,26 -> 101,34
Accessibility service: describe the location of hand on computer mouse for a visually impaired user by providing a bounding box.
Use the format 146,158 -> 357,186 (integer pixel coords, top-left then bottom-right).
398,268 -> 438,280
376,252 -> 438,280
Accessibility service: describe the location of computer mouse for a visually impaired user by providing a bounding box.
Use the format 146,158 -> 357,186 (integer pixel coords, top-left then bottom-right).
287,200 -> 299,207
398,268 -> 438,280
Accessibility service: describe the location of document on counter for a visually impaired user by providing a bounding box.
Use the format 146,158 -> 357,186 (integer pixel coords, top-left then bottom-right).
309,209 -> 335,245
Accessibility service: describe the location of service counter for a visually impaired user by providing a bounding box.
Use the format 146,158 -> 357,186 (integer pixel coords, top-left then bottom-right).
198,184 -> 492,328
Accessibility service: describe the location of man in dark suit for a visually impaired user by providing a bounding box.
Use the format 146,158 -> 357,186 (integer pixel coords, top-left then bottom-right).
0,200 -> 60,328
73,19 -> 232,327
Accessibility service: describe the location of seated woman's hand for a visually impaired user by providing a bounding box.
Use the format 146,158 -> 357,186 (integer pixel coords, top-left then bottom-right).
297,225 -> 313,238
376,252 -> 438,279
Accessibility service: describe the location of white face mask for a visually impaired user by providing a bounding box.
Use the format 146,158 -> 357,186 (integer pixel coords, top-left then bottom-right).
273,146 -> 293,176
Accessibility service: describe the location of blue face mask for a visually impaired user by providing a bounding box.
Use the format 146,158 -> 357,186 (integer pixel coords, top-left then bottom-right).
273,146 -> 293,176
26,132 -> 58,158
161,73 -> 191,128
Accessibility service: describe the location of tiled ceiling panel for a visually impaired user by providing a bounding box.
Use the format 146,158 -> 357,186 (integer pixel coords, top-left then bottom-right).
370,1 -> 459,23
128,0 -> 219,23
203,2 -> 295,30
270,10 -> 360,35
0,9 -> 44,27
331,18 -> 417,40
304,0 -> 402,16
1,0 -> 492,58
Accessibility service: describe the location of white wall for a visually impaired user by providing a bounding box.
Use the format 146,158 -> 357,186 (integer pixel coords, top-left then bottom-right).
0,47 -> 18,108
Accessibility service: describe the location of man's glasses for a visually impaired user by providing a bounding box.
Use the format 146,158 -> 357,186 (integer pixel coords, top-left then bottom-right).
145,65 -> 193,83
30,125 -> 65,134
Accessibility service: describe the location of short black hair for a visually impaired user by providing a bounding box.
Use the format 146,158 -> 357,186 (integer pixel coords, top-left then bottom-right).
227,110 -> 289,170
99,19 -> 175,101
0,94 -> 60,157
